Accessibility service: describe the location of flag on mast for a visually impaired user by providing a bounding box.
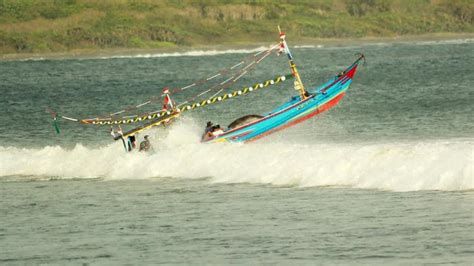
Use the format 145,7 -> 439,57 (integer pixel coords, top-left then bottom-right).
162,87 -> 174,110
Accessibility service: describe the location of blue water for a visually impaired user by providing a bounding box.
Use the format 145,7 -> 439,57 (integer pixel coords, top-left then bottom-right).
0,39 -> 473,264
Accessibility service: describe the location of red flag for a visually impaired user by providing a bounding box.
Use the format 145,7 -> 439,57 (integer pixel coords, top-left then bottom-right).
163,94 -> 174,110
162,87 -> 174,110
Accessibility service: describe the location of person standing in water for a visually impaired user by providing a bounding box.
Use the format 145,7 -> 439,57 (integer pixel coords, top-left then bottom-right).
127,135 -> 137,152
139,135 -> 153,152
110,126 -> 129,152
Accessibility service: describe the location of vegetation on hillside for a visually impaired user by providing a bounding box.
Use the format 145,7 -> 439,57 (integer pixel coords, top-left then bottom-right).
0,0 -> 472,54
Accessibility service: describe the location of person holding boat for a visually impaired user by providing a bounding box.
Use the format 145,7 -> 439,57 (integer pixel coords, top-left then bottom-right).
126,135 -> 137,152
110,126 -> 123,139
110,126 -> 130,152
139,135 -> 153,152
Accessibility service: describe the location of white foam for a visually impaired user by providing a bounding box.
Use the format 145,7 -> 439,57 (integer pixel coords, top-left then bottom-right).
294,45 -> 324,49
10,38 -> 473,62
293,38 -> 474,51
413,38 -> 474,46
97,46 -> 272,60
5,46 -> 274,62
1,121 -> 472,192
18,57 -> 46,62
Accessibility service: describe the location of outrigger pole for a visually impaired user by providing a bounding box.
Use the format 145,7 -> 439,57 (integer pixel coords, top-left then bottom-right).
278,26 -> 307,99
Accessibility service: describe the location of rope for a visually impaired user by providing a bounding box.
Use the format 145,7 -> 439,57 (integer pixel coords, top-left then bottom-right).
92,43 -> 280,120
81,74 -> 293,125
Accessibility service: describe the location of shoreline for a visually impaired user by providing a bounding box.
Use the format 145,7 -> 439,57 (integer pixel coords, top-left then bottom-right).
1,32 -> 473,61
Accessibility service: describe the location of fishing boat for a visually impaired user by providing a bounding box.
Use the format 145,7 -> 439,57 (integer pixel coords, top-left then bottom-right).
49,27 -> 364,146
203,62 -> 362,143
203,29 -> 364,143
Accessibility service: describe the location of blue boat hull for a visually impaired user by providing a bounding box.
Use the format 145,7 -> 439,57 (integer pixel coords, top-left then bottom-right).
205,56 -> 363,143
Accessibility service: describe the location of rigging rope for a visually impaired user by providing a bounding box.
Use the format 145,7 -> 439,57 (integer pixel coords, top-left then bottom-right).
174,48 -> 274,109
76,73 -> 293,125
92,43 -> 280,121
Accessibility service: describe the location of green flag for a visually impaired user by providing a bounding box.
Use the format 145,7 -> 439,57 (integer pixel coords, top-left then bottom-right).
53,119 -> 60,134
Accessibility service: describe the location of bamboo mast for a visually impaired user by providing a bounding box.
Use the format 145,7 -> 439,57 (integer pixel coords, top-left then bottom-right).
278,26 -> 307,99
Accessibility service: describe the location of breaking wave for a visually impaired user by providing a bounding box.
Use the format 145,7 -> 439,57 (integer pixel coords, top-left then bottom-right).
10,38 -> 473,62
293,45 -> 324,49
97,46 -> 273,59
413,38 -> 474,46
1,122 -> 472,192
96,39 -> 474,59
9,46 -> 274,62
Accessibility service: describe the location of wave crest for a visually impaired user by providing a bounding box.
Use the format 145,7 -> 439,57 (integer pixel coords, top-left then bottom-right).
1,123 -> 472,191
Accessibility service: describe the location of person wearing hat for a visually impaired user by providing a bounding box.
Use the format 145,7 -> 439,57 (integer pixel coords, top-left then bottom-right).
201,121 -> 214,141
139,135 -> 153,152
205,121 -> 213,132
201,121 -> 225,141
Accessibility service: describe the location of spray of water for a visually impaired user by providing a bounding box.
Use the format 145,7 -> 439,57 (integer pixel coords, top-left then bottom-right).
1,120 -> 472,192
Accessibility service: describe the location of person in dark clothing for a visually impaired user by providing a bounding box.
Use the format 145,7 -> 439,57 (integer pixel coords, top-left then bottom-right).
202,123 -> 225,141
202,121 -> 214,141
127,135 -> 136,152
205,121 -> 213,133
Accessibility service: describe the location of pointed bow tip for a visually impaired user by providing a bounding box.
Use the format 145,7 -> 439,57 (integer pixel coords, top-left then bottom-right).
346,65 -> 358,79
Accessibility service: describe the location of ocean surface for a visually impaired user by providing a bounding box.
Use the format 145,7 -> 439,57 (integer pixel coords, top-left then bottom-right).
0,39 -> 473,264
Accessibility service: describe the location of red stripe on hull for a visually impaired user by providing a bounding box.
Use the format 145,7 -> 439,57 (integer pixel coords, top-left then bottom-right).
246,92 -> 346,143
345,65 -> 358,79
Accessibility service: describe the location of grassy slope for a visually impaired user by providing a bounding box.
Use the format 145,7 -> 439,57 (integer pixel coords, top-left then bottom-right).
0,0 -> 473,54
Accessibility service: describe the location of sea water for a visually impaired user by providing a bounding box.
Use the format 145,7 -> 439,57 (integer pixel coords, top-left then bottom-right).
0,39 -> 473,264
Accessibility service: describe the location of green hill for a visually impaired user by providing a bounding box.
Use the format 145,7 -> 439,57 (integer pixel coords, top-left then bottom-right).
0,0 -> 473,54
